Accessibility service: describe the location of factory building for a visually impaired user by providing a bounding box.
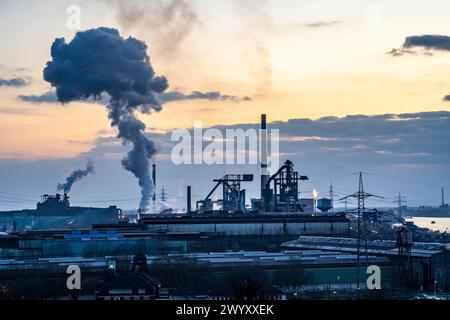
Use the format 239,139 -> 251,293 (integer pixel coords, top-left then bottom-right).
0,229 -> 187,259
1,115 -> 351,242
141,214 -> 350,237
139,114 -> 351,241
0,194 -> 120,232
282,236 -> 450,291
0,217 -> 351,259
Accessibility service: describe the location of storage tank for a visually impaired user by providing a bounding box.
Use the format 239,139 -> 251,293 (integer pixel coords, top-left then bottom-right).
317,198 -> 333,212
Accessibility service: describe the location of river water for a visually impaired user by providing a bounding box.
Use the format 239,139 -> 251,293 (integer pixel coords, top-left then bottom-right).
406,217 -> 450,233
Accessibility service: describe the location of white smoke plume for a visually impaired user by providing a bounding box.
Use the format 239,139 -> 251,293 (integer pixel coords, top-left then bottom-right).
238,0 -> 273,96
57,159 -> 94,193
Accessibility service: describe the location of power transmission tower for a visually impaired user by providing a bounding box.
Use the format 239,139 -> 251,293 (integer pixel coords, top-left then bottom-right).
443,232 -> 448,299
340,172 -> 384,290
160,186 -> 167,203
330,182 -> 334,212
393,192 -> 407,218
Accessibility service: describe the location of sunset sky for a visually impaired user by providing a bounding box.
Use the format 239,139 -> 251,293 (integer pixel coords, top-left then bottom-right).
0,0 -> 449,210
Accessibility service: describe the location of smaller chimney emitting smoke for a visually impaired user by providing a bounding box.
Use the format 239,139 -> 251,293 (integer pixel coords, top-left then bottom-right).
57,160 -> 94,193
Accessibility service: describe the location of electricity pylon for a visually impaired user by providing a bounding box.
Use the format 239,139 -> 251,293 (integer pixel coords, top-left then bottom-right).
340,172 -> 384,290
393,192 -> 407,218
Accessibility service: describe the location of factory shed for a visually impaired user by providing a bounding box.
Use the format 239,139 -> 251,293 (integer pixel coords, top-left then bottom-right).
146,250 -> 395,295
281,236 -> 450,291
142,213 -> 350,237
282,237 -> 444,258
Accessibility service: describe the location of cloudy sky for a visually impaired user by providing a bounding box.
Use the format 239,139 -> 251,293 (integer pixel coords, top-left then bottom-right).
0,0 -> 449,211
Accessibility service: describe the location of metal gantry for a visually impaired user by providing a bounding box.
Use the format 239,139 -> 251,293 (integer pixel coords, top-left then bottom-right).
197,174 -> 254,213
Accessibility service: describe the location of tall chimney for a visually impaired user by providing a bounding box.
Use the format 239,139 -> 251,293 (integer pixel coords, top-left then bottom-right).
442,187 -> 445,206
152,164 -> 156,202
260,114 -> 269,201
187,186 -> 192,214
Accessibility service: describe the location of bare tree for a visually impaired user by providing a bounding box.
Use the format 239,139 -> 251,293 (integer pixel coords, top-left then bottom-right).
226,268 -> 271,300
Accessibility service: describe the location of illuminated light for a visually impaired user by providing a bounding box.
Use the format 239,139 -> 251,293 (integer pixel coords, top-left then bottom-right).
312,189 -> 319,199
313,189 -> 319,213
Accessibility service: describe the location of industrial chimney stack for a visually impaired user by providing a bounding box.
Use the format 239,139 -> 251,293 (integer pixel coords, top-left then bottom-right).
152,164 -> 156,202
260,114 -> 269,202
187,186 -> 192,214
442,187 -> 445,206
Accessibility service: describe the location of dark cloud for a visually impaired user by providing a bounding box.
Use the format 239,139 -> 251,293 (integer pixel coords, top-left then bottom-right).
18,90 -> 110,105
388,34 -> 450,56
443,95 -> 450,102
87,111 -> 450,168
19,90 -> 250,105
158,91 -> 252,103
403,35 -> 450,51
18,91 -> 58,103
43,27 -> 168,107
0,77 -> 27,87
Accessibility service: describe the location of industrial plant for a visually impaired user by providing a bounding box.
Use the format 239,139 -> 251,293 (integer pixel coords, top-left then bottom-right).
0,114 -> 448,301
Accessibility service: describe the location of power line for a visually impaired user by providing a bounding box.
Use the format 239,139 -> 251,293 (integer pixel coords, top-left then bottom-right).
365,172 -> 450,189
306,172 -> 355,184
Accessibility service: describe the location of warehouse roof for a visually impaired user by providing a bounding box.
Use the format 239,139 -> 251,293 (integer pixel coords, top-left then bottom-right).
281,236 -> 446,259
148,250 -> 391,268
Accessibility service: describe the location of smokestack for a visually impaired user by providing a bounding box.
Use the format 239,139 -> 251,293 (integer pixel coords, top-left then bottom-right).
152,164 -> 156,202
260,114 -> 269,201
442,187 -> 445,206
187,186 -> 192,214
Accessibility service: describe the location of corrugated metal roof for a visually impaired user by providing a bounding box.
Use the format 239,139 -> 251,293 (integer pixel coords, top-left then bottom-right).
281,236 -> 445,258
